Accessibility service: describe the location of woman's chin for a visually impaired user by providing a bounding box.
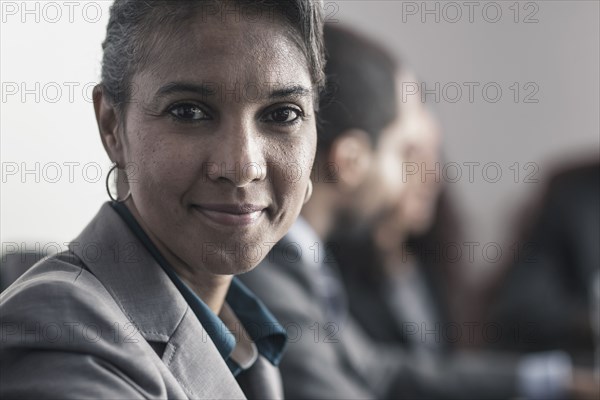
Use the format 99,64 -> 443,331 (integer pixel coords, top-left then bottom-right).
200,251 -> 267,276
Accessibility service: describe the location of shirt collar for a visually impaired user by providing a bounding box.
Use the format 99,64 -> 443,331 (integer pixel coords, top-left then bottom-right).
110,201 -> 287,374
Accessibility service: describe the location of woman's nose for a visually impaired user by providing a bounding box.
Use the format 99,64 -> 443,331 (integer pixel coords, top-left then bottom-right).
206,122 -> 267,187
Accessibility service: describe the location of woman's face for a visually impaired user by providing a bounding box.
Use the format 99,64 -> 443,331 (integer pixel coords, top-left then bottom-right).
110,14 -> 316,275
397,105 -> 442,235
374,99 -> 441,250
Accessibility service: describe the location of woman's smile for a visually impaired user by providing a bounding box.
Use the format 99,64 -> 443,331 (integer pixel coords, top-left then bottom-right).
191,203 -> 267,227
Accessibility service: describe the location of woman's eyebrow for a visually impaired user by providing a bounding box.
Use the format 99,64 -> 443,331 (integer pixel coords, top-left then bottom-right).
155,82 -> 216,98
269,85 -> 312,100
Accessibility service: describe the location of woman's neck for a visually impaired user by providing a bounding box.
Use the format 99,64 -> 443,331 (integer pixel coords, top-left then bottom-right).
175,267 -> 232,314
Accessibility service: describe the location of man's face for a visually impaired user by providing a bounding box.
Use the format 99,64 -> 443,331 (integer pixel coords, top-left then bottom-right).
353,73 -> 417,223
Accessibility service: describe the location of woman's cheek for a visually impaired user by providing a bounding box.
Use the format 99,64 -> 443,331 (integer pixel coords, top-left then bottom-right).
267,162 -> 305,220
142,135 -> 197,191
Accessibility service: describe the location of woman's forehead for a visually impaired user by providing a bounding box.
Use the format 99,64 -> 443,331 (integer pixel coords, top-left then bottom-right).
134,14 -> 311,94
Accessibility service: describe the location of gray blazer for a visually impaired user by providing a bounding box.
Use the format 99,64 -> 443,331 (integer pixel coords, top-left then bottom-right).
0,203 -> 281,399
239,233 -> 521,400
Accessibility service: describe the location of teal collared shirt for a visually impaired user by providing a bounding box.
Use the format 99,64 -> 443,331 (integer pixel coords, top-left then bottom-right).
111,201 -> 287,376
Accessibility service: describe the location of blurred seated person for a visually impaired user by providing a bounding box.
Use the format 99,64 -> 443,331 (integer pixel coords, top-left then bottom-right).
486,160 -> 599,360
333,102 -> 460,351
333,109 -> 599,399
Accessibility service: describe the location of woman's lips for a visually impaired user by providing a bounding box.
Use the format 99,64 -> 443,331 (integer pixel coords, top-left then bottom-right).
192,203 -> 266,227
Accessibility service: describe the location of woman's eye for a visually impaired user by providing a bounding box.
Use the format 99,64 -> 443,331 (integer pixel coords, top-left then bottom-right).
264,107 -> 303,124
168,104 -> 210,121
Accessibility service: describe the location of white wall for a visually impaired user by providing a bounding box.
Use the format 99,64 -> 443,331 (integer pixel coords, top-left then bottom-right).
1,1 -> 599,273
1,1 -> 112,253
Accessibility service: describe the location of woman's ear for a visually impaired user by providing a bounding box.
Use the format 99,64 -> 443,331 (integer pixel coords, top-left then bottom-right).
93,85 -> 125,165
329,129 -> 373,191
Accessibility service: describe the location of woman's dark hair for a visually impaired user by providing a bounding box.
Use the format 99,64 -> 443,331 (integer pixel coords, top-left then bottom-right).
318,24 -> 399,154
100,0 -> 326,113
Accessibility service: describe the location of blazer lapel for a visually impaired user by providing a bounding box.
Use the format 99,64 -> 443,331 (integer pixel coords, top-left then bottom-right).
69,202 -> 245,399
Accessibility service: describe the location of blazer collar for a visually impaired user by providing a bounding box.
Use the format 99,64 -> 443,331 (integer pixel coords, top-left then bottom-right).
68,202 -> 245,399
69,202 -> 185,341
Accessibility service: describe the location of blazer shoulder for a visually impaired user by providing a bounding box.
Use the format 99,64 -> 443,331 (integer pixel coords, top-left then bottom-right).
2,251 -> 119,310
1,252 -> 137,348
0,253 -> 169,399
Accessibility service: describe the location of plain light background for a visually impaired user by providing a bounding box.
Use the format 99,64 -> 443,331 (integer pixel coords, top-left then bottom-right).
1,1 -> 599,277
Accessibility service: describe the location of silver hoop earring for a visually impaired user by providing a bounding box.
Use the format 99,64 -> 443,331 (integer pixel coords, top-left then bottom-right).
106,163 -> 131,203
303,179 -> 313,205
